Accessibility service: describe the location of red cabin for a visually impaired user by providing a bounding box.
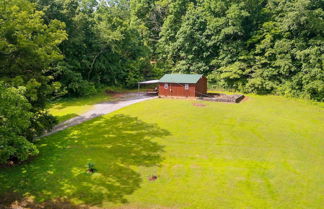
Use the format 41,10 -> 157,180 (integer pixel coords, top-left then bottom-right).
158,74 -> 207,98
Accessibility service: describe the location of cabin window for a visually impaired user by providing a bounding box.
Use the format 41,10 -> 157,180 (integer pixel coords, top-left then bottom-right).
164,83 -> 168,89
185,84 -> 189,90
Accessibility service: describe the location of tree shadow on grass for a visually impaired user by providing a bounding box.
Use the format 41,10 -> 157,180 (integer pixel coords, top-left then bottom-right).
0,192 -> 90,209
0,114 -> 170,207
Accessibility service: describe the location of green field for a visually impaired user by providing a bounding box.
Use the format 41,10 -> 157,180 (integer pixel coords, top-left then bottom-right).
1,95 -> 323,208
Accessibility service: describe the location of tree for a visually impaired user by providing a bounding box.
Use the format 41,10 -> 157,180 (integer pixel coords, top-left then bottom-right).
169,4 -> 210,74
33,0 -> 153,92
0,0 -> 67,77
0,0 -> 67,138
0,82 -> 38,164
204,0 -> 324,101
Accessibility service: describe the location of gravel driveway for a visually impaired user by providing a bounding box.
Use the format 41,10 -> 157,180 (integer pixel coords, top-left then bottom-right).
44,93 -> 157,136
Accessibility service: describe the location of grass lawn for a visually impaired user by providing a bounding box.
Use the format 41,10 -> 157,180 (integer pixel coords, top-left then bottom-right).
1,95 -> 323,208
48,90 -> 112,123
48,88 -> 144,123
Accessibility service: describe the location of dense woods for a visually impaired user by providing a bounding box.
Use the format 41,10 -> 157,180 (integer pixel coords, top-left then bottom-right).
0,0 -> 323,163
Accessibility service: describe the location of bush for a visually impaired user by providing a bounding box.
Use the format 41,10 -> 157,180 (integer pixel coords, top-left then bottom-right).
60,68 -> 97,97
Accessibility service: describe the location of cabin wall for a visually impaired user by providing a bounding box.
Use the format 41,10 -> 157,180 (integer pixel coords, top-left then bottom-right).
158,76 -> 207,98
159,83 -> 196,97
195,77 -> 207,97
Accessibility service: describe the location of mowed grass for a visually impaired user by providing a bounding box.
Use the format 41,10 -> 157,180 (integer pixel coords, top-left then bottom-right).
48,90 -> 112,123
48,88 -> 143,123
1,95 -> 323,209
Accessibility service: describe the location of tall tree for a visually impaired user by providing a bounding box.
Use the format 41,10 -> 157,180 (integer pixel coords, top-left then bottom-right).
0,0 -> 67,139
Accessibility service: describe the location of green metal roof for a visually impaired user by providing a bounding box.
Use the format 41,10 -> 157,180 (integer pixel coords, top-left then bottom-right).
159,74 -> 203,84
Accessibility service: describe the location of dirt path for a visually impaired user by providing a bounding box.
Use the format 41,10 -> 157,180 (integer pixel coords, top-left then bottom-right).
44,93 -> 157,136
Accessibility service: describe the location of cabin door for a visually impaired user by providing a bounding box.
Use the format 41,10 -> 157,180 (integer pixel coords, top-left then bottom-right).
170,83 -> 177,97
169,83 -> 173,96
184,84 -> 189,97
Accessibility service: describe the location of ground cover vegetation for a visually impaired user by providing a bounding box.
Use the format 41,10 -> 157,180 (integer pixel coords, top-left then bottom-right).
0,96 -> 323,208
0,0 -> 323,180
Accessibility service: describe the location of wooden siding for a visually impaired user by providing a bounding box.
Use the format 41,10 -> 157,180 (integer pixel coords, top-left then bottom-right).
158,76 -> 207,98
159,83 -> 195,97
195,76 -> 207,97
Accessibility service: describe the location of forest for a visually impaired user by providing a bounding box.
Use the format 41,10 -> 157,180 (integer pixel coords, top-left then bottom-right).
0,0 -> 323,163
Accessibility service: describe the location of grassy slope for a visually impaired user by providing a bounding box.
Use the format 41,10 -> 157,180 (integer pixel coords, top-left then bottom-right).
1,95 -> 323,209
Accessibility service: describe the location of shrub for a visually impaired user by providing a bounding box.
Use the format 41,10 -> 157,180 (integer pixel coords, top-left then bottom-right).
60,68 -> 97,97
